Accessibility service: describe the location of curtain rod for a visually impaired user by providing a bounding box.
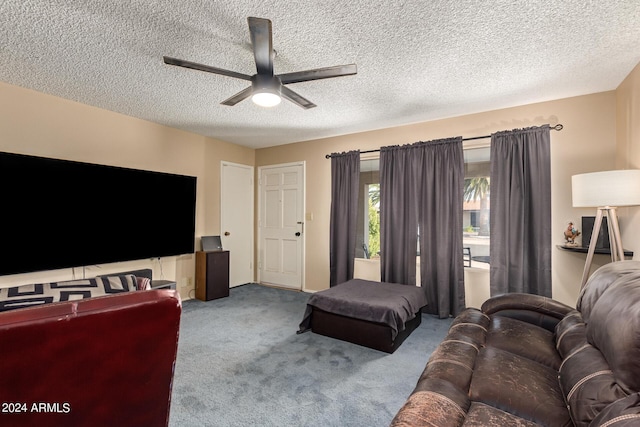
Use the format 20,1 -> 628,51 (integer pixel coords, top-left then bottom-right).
324,124 -> 563,159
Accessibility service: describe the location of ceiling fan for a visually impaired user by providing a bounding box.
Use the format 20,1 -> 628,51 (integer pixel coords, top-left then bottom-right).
163,17 -> 357,109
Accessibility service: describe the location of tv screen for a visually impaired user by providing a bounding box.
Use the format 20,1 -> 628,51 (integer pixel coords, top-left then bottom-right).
0,151 -> 197,276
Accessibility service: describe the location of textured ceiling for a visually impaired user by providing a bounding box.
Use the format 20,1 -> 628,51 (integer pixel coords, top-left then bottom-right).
2,1 -> 640,149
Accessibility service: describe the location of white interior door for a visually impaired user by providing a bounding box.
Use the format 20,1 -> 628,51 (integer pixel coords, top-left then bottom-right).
259,163 -> 304,290
221,161 -> 254,287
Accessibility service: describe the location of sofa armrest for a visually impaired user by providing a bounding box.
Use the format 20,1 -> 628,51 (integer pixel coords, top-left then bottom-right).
590,394 -> 640,426
481,293 -> 574,331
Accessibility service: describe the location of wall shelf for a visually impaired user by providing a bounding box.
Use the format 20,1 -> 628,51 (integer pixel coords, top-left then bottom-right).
556,245 -> 633,257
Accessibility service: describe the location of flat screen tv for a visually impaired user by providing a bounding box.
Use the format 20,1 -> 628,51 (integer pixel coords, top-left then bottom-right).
0,151 -> 197,276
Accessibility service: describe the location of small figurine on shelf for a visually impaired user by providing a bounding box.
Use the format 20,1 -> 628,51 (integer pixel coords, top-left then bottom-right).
564,221 -> 581,246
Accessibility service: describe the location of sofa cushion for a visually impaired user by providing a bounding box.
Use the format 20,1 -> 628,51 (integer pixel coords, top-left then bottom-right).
486,315 -> 561,370
462,402 -> 539,427
0,275 -> 137,312
469,347 -> 571,426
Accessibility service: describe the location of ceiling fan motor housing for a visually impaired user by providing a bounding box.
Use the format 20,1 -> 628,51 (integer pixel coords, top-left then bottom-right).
252,74 -> 282,96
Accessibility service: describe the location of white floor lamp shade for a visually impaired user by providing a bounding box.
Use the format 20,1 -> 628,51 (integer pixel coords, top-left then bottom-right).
572,169 -> 640,289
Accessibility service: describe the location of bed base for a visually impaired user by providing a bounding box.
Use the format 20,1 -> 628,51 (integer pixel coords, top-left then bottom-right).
310,307 -> 422,353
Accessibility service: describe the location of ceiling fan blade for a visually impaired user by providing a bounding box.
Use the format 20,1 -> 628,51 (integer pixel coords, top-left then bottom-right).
247,17 -> 273,75
220,86 -> 254,106
280,86 -> 316,109
163,56 -> 252,81
278,64 -> 357,84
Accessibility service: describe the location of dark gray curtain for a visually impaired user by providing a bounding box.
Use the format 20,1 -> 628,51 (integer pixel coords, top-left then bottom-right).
330,150 -> 360,287
490,125 -> 551,297
416,138 -> 465,317
380,138 -> 465,318
380,145 -> 419,286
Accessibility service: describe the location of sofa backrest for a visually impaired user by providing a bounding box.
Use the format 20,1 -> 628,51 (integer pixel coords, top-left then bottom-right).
586,270 -> 640,393
0,289 -> 181,427
557,261 -> 640,426
577,260 -> 640,323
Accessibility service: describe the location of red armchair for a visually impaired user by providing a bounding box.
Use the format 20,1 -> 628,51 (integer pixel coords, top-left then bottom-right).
0,289 -> 181,427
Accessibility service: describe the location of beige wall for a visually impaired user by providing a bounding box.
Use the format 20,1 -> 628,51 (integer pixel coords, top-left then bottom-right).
256,91 -> 619,306
616,62 -> 640,261
0,81 -> 254,299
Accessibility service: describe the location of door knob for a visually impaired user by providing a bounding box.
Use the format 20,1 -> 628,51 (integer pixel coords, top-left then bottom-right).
295,232 -> 301,236
224,231 -> 230,236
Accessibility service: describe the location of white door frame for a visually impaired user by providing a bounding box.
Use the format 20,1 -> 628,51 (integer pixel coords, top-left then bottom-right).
221,161 -> 254,287
257,161 -> 306,291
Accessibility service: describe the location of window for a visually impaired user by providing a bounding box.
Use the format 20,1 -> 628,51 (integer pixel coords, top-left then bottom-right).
357,159 -> 380,259
463,146 -> 490,268
355,146 -> 490,268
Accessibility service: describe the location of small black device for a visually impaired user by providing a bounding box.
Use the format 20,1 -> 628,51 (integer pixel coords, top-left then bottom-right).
201,235 -> 223,251
582,216 -> 610,249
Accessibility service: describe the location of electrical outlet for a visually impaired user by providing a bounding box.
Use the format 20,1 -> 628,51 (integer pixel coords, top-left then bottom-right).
187,277 -> 193,287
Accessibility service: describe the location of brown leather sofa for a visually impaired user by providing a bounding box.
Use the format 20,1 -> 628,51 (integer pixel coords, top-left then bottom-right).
0,289 -> 181,427
391,261 -> 640,426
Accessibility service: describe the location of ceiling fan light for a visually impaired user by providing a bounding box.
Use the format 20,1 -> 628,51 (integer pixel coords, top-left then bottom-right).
252,91 -> 281,107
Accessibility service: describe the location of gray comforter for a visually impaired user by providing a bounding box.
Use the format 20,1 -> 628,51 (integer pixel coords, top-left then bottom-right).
297,279 -> 428,340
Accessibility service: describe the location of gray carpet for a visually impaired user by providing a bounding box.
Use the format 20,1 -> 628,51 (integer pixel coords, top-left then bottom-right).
169,284 -> 452,427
